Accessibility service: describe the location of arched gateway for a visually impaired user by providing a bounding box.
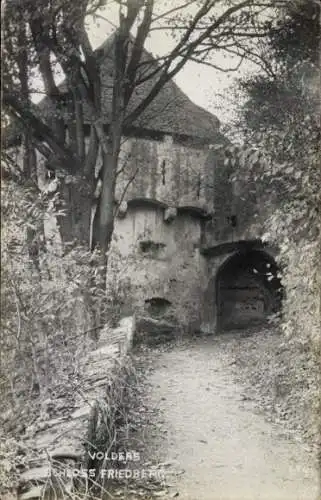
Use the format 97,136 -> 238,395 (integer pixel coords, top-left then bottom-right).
216,249 -> 283,330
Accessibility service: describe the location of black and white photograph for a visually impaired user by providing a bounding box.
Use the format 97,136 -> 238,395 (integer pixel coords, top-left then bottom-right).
1,0 -> 320,499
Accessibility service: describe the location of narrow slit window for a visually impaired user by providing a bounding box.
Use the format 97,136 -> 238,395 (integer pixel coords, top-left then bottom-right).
197,173 -> 201,198
161,159 -> 166,185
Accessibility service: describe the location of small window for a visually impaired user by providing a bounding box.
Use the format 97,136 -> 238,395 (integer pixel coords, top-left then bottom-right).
139,240 -> 166,254
227,215 -> 237,228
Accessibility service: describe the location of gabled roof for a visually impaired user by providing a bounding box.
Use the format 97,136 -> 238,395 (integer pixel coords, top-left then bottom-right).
90,36 -> 221,140
4,35 -> 222,146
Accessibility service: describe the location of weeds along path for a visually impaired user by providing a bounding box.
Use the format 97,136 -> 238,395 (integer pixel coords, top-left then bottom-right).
139,335 -> 319,500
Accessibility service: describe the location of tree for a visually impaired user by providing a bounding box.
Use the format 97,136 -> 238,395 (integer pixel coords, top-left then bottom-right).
228,0 -> 320,343
233,0 -> 320,231
2,0 -> 288,273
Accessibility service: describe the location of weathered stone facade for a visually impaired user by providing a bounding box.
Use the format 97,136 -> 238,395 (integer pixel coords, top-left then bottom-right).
105,125 -> 282,333
105,132 -> 218,331
115,134 -> 215,210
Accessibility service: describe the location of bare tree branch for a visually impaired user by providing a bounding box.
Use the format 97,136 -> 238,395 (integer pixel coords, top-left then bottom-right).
124,0 -> 154,106
125,0 -> 253,126
151,0 -> 197,24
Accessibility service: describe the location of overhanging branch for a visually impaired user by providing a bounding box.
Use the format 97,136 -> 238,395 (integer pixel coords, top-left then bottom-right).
4,92 -> 80,174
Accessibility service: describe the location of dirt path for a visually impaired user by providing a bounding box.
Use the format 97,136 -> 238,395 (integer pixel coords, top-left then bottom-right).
141,337 -> 319,500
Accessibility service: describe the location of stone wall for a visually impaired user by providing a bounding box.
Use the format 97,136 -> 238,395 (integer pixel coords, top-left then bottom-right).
104,132 -> 223,331
201,148 -> 276,252
106,204 -> 208,330
114,134 -> 214,212
16,317 -> 135,500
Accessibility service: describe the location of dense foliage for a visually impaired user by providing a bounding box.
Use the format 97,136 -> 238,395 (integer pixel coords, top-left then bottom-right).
228,0 -> 320,346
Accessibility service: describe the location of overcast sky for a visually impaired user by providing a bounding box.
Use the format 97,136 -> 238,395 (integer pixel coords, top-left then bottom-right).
85,1 -> 258,126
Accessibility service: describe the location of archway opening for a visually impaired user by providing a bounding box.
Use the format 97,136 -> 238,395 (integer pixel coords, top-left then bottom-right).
216,250 -> 282,330
144,297 -> 172,319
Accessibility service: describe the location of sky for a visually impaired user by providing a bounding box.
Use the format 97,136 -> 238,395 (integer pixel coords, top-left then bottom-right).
85,1 -> 259,126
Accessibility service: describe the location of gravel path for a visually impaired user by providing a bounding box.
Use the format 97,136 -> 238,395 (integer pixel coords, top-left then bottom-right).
142,337 -> 319,500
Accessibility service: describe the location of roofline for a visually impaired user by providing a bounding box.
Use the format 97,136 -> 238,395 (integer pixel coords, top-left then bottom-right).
4,34 -> 222,148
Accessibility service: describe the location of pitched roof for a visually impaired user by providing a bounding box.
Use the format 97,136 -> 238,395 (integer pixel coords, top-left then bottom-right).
5,35 -> 222,146
90,36 -> 221,140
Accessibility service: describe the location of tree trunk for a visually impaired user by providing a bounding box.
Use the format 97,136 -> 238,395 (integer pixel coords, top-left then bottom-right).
89,124 -> 122,330
56,177 -> 93,249
98,154 -> 118,250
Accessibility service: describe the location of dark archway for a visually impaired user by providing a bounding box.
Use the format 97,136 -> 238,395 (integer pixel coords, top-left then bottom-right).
216,249 -> 283,330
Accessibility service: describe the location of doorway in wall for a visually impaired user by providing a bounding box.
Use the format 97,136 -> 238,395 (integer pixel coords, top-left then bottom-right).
216,249 -> 282,330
